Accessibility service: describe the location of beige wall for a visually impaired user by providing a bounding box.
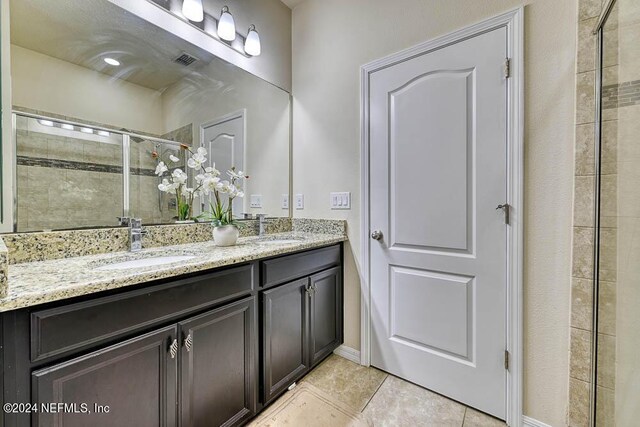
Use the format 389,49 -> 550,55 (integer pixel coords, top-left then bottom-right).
10,45 -> 165,135
291,0 -> 577,425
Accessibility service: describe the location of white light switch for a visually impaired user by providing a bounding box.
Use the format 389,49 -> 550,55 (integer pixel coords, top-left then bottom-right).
250,194 -> 263,208
330,192 -> 351,210
281,194 -> 289,209
295,194 -> 304,210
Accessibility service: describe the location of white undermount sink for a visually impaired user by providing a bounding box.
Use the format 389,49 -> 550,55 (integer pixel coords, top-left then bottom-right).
256,237 -> 305,245
94,256 -> 197,271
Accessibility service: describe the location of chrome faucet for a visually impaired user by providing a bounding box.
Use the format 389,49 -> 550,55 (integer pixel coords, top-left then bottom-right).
127,218 -> 147,252
256,214 -> 271,237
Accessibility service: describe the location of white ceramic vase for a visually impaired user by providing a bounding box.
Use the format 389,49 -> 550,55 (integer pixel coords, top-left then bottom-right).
212,225 -> 239,246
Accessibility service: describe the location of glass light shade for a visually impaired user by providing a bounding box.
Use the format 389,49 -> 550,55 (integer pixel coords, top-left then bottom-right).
182,0 -> 204,22
61,124 -> 75,130
104,57 -> 120,66
80,127 -> 94,134
217,7 -> 236,41
244,26 -> 261,56
38,120 -> 54,127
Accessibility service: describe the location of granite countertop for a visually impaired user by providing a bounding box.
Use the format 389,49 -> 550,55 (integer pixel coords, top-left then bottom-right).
0,232 -> 346,312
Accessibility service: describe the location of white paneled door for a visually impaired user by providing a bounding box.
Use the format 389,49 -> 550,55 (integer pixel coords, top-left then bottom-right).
369,27 -> 508,418
202,113 -> 245,217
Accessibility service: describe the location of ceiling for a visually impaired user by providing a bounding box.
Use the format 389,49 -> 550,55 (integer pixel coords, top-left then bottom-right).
280,0 -> 307,9
10,0 -> 216,91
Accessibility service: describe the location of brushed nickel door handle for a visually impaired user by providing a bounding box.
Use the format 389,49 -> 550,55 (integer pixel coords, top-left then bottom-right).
371,230 -> 383,241
169,338 -> 178,359
184,333 -> 193,352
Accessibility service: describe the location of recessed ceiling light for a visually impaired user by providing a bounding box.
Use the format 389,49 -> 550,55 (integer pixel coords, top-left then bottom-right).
38,120 -> 54,127
81,127 -> 94,134
104,57 -> 120,66
61,124 -> 75,130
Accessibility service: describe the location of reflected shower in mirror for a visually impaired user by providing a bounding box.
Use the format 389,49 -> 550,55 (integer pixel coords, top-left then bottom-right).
9,0 -> 290,232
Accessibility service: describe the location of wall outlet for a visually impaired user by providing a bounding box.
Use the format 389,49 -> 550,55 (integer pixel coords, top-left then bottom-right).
281,194 -> 289,209
295,194 -> 304,210
250,194 -> 263,208
330,192 -> 351,210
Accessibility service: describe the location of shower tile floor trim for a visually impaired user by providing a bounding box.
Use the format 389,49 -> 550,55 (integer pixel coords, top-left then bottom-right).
250,354 -> 506,427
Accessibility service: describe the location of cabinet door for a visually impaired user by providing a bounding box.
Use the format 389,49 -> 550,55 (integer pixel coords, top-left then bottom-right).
309,267 -> 343,367
261,278 -> 310,403
179,297 -> 257,427
32,325 -> 178,427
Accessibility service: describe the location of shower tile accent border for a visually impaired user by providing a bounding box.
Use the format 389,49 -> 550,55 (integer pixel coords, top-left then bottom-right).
17,156 -> 158,177
602,79 -> 640,109
0,218 -> 343,265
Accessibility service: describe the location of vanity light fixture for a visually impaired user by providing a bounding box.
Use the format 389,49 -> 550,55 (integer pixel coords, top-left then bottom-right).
38,119 -> 54,127
80,127 -> 95,134
61,124 -> 75,130
182,0 -> 204,22
97,130 -> 110,137
217,6 -> 236,41
104,57 -> 120,66
244,25 -> 261,56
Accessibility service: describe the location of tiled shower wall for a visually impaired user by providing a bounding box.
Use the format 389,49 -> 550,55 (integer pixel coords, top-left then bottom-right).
15,114 -> 192,231
569,0 -> 606,426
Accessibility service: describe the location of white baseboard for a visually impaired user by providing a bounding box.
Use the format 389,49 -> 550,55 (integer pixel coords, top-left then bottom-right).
333,345 -> 361,364
522,416 -> 553,427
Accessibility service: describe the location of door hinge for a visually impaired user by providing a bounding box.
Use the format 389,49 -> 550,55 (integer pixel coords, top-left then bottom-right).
504,58 -> 511,79
504,350 -> 510,370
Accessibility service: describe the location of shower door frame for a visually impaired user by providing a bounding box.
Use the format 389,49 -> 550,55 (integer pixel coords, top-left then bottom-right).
590,0 -> 617,424
11,110 -> 186,232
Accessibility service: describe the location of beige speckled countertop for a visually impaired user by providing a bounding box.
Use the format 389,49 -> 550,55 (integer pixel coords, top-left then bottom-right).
0,232 -> 346,312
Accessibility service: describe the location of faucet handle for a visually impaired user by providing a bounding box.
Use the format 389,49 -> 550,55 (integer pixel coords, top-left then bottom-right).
130,218 -> 143,229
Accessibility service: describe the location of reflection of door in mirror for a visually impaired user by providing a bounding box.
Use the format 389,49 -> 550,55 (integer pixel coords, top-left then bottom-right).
202,112 -> 245,218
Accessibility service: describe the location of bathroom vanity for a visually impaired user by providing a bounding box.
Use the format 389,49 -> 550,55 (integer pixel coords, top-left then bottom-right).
0,240 -> 344,427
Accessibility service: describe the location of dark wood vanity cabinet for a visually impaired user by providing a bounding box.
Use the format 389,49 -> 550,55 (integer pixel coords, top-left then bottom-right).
179,298 -> 257,427
0,243 -> 343,427
260,247 -> 343,404
261,278 -> 310,403
31,325 -> 179,427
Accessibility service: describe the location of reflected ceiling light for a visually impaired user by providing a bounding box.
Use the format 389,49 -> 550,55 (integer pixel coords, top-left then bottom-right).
61,124 -> 75,130
104,57 -> 120,66
97,130 -> 110,137
182,0 -> 204,22
217,6 -> 236,41
244,25 -> 261,56
38,119 -> 54,127
80,127 -> 94,134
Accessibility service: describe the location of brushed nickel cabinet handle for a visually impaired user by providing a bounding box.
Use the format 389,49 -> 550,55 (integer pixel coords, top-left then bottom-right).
169,338 -> 178,359
184,333 -> 193,353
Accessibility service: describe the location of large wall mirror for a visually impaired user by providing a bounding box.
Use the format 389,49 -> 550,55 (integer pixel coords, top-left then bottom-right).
8,0 -> 291,232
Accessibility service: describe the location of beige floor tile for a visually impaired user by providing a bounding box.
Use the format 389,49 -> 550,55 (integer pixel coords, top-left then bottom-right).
363,375 -> 466,427
249,382 -> 371,427
462,408 -> 506,427
302,355 -> 387,411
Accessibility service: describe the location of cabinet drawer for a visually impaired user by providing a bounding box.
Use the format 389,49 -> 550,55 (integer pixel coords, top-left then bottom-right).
260,245 -> 341,289
31,264 -> 254,362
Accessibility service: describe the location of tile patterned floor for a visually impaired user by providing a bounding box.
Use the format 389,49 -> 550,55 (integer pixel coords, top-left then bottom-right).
280,354 -> 507,427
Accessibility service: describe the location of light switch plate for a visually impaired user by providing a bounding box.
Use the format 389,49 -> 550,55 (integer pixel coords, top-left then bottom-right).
281,194 -> 289,209
295,194 -> 304,210
330,192 -> 351,210
250,194 -> 263,208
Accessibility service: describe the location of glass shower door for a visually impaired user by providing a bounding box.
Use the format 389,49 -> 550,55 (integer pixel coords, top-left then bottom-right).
594,0 -> 640,424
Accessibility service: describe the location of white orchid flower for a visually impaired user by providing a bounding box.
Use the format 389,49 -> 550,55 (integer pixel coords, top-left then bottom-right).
227,169 -> 245,180
155,161 -> 168,176
169,154 -> 180,163
158,178 -> 173,192
172,169 -> 188,184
